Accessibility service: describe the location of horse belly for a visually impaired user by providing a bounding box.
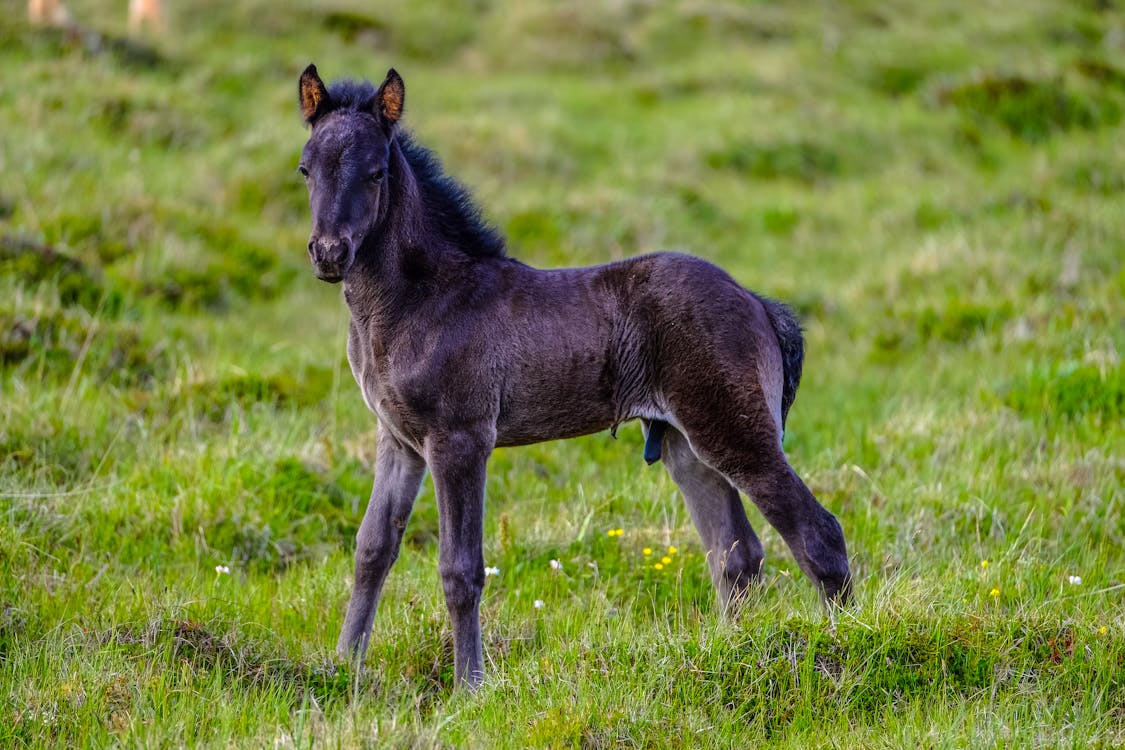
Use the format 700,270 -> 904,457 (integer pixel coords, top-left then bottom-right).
494,364 -> 617,447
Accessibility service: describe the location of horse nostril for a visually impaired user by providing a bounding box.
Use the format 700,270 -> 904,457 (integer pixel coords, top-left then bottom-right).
308,237 -> 351,270
326,240 -> 350,264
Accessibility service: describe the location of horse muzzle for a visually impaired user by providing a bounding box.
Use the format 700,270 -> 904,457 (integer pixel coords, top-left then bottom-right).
308,235 -> 355,284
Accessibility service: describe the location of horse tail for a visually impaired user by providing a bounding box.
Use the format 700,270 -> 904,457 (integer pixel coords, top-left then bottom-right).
759,296 -> 804,430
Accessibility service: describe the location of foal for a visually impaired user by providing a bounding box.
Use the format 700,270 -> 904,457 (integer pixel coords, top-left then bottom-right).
296,65 -> 851,689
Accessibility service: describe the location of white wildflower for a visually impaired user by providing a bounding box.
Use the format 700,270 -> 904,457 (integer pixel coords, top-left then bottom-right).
549,559 -> 562,571
484,566 -> 500,577
215,565 -> 231,575
1068,575 -> 1082,585
533,599 -> 545,609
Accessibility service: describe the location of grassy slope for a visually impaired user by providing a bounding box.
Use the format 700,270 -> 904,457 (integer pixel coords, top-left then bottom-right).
1,0 -> 1123,746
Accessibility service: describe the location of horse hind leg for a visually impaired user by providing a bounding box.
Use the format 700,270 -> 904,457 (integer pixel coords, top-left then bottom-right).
649,421 -> 765,611
753,461 -> 849,602
657,292 -> 851,603
664,402 -> 851,603
722,449 -> 851,603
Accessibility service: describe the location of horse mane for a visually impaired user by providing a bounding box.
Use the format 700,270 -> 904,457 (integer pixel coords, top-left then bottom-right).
397,134 -> 507,259
326,79 -> 507,260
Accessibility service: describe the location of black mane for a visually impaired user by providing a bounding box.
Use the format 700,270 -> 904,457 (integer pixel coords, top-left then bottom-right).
397,134 -> 507,259
326,79 -> 507,259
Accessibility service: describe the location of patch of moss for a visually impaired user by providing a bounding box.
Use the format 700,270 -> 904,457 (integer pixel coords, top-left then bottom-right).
867,62 -> 932,97
672,185 -> 724,226
92,95 -> 209,150
0,24 -> 169,71
982,191 -> 1053,217
1002,362 -> 1125,421
96,618 -> 361,703
871,300 -> 1013,359
41,203 -> 157,266
155,368 -> 333,423
0,307 -> 86,368
1043,13 -> 1107,49
138,214 -> 295,311
635,4 -> 791,62
913,200 -> 960,230
322,10 -> 390,45
505,209 -> 564,254
322,4 -> 476,63
226,170 -> 308,223
916,301 -> 1009,343
486,5 -> 637,69
0,304 -> 165,385
0,422 -> 101,484
201,458 -> 357,574
35,203 -> 293,312
1074,58 -> 1125,90
937,72 -> 1122,142
0,235 -> 115,312
1062,159 -> 1125,195
760,206 -> 801,236
706,139 -> 848,184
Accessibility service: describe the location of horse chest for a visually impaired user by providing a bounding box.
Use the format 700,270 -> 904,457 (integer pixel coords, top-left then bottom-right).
346,322 -> 430,448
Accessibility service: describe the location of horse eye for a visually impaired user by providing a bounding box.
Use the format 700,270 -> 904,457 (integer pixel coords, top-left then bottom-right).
297,165 -> 309,177
370,168 -> 386,183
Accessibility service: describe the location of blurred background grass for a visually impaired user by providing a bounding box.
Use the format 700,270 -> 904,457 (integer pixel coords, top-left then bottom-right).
1,0 -> 1123,746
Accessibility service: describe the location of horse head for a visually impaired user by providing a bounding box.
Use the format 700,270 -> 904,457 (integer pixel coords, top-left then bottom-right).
297,64 -> 404,283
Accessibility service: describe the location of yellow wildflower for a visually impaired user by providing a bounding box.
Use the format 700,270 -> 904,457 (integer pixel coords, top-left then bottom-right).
661,556 -> 672,565
643,548 -> 652,556
668,545 -> 678,554
654,563 -> 664,571
1099,626 -> 1108,635
989,587 -> 1000,598
980,559 -> 989,569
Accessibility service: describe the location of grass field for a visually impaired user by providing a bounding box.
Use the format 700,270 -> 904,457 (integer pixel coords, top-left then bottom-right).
2,0 -> 1124,746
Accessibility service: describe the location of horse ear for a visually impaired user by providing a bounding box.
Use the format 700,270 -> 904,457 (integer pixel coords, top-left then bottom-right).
299,64 -> 331,124
373,68 -> 405,129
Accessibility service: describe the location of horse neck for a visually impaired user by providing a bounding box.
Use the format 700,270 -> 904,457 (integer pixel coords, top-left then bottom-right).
342,140 -> 455,325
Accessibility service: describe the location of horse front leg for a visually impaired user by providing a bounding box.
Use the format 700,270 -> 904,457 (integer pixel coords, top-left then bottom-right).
337,426 -> 427,663
425,429 -> 492,690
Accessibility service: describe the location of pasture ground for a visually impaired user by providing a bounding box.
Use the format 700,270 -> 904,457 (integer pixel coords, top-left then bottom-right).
1,0 -> 1123,746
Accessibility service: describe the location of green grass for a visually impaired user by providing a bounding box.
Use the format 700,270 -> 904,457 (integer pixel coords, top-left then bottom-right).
2,0 -> 1123,746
